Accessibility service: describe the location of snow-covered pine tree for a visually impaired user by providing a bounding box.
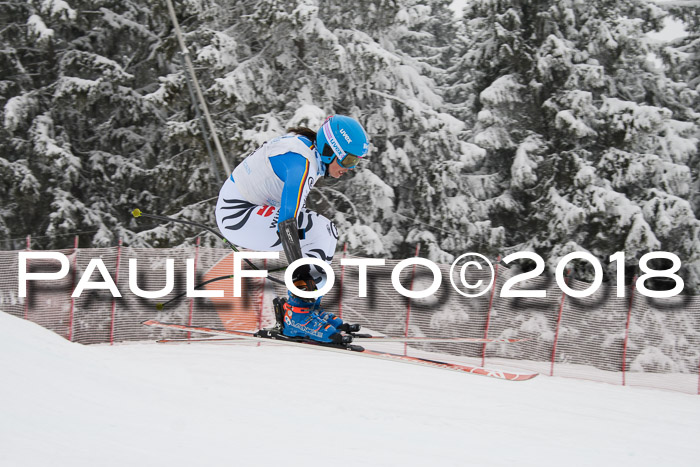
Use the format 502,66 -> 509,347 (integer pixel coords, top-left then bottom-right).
659,1 -> 700,220
455,0 -> 700,291
0,0 -> 225,249
180,0 -> 494,261
133,0 -> 241,248
310,0 -> 483,261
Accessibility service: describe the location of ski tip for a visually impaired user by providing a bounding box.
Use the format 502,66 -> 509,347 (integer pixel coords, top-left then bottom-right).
142,319 -> 158,326
511,373 -> 539,381
156,303 -> 164,311
132,208 -> 142,218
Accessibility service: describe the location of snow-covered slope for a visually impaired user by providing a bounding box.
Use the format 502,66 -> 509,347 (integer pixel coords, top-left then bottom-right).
1,311 -> 699,467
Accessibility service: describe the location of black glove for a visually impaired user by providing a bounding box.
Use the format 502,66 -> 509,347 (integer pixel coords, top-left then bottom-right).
292,263 -> 317,295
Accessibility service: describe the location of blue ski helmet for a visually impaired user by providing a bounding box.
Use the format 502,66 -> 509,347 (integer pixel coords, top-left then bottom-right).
316,115 -> 369,169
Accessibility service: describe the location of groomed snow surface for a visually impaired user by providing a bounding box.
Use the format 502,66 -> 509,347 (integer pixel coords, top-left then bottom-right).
1,311 -> 699,467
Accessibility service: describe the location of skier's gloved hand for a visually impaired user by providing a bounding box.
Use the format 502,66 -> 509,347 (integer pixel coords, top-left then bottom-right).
290,263 -> 317,303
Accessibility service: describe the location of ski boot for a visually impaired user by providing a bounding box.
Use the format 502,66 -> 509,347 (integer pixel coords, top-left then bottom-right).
279,295 -> 351,344
269,297 -> 286,333
312,297 -> 361,333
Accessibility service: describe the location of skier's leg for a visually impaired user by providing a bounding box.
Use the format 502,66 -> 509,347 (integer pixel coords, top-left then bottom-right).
279,208 -> 350,342
296,209 -> 360,333
296,208 -> 338,290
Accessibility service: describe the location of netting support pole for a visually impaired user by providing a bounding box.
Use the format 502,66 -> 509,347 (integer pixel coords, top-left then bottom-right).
187,237 -> 201,339
258,258 -> 267,335
550,269 -> 571,377
164,0 -> 231,177
338,242 -> 347,321
178,52 -> 219,184
109,239 -> 123,345
23,235 -> 31,320
404,244 -> 420,356
622,275 -> 637,386
67,235 -> 79,342
481,255 -> 500,367
697,354 -> 700,396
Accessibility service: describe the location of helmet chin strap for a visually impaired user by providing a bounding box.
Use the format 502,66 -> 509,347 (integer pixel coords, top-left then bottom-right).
323,157 -> 336,178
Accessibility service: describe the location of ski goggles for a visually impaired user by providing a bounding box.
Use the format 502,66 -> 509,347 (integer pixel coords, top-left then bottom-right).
321,120 -> 364,169
337,152 -> 362,168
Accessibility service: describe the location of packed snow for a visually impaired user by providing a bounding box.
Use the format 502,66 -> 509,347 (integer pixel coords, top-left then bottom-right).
1,311 -> 699,467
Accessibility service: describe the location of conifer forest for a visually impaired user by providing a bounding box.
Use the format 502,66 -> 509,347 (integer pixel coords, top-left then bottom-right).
1,0 -> 699,292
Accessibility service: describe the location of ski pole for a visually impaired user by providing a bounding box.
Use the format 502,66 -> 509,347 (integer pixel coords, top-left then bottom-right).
131,208 -> 287,287
132,208 -> 231,247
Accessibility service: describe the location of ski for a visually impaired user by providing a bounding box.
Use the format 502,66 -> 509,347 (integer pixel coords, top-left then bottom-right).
143,320 -> 538,381
157,337 -> 248,344
350,335 -> 526,343
157,335 -> 525,344
356,350 -> 537,381
144,320 -> 364,351
155,329 -> 525,344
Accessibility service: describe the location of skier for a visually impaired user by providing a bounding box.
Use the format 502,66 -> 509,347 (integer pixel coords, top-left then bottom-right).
215,115 -> 369,344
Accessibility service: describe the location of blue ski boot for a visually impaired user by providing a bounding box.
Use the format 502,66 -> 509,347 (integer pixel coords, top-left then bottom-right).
281,296 -> 350,344
313,297 -> 362,333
